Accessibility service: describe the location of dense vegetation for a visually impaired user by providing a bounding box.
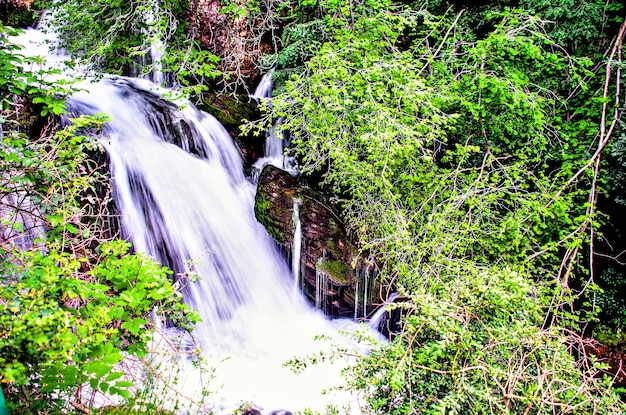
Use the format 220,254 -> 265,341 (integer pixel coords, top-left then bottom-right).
1,0 -> 626,414
250,0 -> 626,413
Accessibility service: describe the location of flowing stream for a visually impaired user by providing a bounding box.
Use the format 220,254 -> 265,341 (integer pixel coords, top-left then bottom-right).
250,72 -> 299,179
13,24 -> 371,415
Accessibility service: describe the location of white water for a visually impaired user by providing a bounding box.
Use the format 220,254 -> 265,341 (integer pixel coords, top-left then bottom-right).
315,266 -> 329,312
291,198 -> 302,294
367,293 -> 399,332
67,78 -> 368,413
251,70 -> 274,99
250,72 -> 299,179
140,0 -> 166,85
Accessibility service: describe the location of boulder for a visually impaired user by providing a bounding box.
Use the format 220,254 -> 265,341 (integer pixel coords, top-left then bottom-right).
255,165 -> 377,318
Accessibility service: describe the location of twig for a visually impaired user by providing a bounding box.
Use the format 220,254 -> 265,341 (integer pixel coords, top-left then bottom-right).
548,19 -> 626,207
70,401 -> 92,414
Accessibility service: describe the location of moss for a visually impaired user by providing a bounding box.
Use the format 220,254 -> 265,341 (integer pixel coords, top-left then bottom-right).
254,191 -> 287,243
199,93 -> 259,133
326,236 -> 354,260
316,258 -> 354,286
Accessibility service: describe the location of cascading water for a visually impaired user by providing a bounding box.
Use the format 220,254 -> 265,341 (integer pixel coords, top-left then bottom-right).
250,72 -> 298,179
13,23 -> 374,414
137,0 -> 166,85
354,267 -> 376,321
291,198 -> 302,294
367,292 -> 399,332
315,251 -> 330,313
68,77 -> 367,413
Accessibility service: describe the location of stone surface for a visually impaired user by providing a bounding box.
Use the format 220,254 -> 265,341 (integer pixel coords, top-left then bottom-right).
192,0 -> 268,91
255,165 -> 377,317
585,341 -> 626,388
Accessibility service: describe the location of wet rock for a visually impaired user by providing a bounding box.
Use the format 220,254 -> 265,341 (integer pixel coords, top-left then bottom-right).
192,0 -> 267,91
255,165 -> 377,317
585,340 -> 626,388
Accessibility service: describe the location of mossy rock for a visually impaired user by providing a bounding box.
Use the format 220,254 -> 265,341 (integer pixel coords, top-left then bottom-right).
254,165 -> 298,245
316,257 -> 355,286
254,187 -> 291,243
199,93 -> 258,130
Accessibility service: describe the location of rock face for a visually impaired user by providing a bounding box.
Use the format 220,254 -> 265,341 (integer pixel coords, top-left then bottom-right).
192,0 -> 273,91
585,341 -> 626,388
255,165 -> 377,318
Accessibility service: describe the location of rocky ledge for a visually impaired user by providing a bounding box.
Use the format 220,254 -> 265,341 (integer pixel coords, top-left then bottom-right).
254,165 -> 378,318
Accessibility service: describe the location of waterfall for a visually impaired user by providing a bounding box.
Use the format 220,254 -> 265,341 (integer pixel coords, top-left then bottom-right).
141,0 -> 166,85
362,267 -> 370,319
251,69 -> 274,99
250,72 -> 299,179
367,292 -> 399,332
354,267 -> 371,320
66,78 -> 369,412
13,24 -> 377,414
315,252 -> 329,313
354,274 -> 359,321
291,198 -> 302,294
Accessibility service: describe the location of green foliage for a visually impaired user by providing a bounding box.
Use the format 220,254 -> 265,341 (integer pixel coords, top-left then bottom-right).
0,117 -> 198,409
595,266 -> 626,328
607,120 -> 626,206
259,7 -> 591,276
348,266 -> 624,414
36,0 -> 220,95
0,3 -> 39,28
519,0 -> 615,52
0,113 -> 108,247
594,325 -> 626,348
270,19 -> 328,70
0,24 -> 30,111
0,27 -> 199,411
0,23 -> 73,116
250,2 -> 626,413
94,403 -> 174,414
0,240 -> 189,386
